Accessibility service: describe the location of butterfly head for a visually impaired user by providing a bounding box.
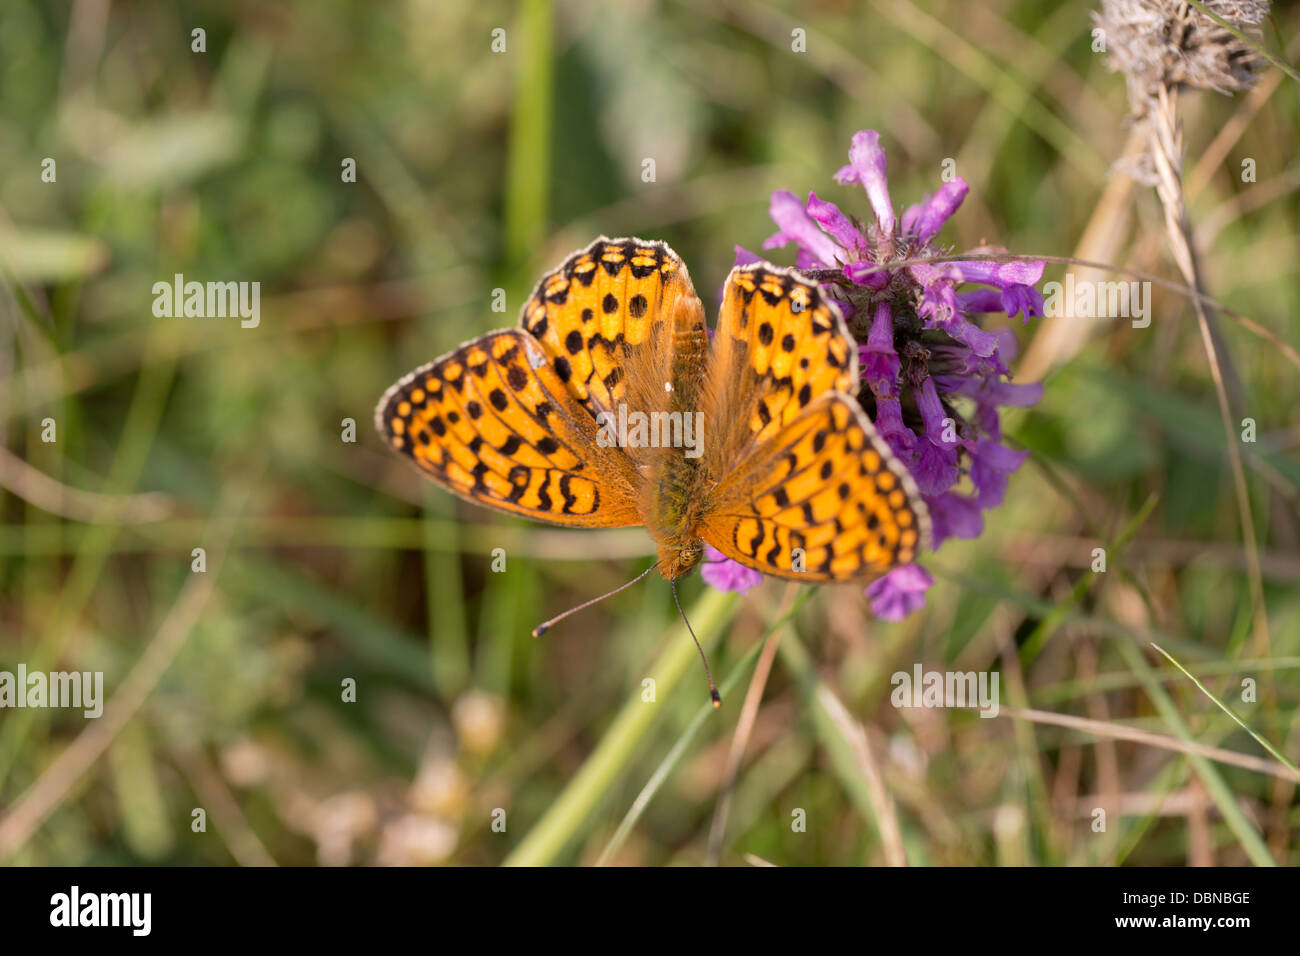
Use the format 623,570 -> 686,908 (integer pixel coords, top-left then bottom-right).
657,539 -> 704,581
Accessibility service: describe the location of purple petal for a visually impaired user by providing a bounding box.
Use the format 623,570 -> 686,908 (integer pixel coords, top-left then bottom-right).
938,317 -> 1001,358
951,259 -> 1046,288
904,178 -> 969,242
764,190 -> 842,268
948,376 -> 1044,408
866,564 -> 934,621
930,342 -> 1010,381
970,439 -> 1030,509
915,376 -> 949,440
911,439 -> 960,496
834,130 -> 895,241
872,395 -> 917,459
843,260 -> 891,289
1001,284 -> 1044,323
806,191 -> 866,255
795,248 -> 826,271
955,288 -> 1004,314
859,302 -> 900,394
925,492 -> 983,549
700,545 -> 763,595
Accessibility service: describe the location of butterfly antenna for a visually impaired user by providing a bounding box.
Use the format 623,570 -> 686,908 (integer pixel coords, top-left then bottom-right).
672,577 -> 722,708
531,562 -> 658,638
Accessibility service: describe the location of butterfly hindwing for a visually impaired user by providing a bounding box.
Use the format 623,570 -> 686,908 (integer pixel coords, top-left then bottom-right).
699,392 -> 927,580
376,329 -> 642,527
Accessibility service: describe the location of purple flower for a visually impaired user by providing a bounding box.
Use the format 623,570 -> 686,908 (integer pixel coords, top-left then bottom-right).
835,130 -> 896,245
873,395 -> 917,460
970,439 -> 1030,509
700,545 -> 763,595
866,565 -> 934,621
903,179 -> 969,242
703,130 -> 1046,621
807,190 -> 867,256
764,190 -> 843,268
860,303 -> 900,396
1001,285 -> 1044,323
926,492 -> 984,549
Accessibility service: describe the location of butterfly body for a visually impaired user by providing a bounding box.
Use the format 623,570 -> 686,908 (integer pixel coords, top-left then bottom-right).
642,321 -> 712,580
377,237 -> 928,590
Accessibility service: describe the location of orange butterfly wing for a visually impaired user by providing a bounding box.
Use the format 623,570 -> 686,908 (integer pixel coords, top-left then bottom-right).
375,329 -> 641,527
518,236 -> 705,428
696,263 -> 929,579
376,237 -> 706,528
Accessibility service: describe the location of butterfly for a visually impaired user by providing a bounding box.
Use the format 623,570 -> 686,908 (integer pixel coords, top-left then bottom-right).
376,237 -> 929,695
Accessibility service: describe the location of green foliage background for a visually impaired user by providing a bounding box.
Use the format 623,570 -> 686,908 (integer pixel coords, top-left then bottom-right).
1,0 -> 1298,866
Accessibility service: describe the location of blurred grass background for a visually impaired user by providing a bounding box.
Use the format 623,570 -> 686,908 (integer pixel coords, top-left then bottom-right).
0,0 -> 1298,866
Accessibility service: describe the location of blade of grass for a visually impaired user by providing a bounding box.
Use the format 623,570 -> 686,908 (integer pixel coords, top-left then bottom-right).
1114,640 -> 1277,865
1149,643 -> 1299,775
596,589 -> 813,866
503,0 -> 552,271
997,706 -> 1300,784
503,587 -> 737,866
0,339 -> 176,786
1018,493 -> 1159,666
778,630 -> 910,865
425,489 -> 469,701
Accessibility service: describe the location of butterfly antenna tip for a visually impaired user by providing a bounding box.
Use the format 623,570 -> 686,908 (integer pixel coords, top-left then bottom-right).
672,577 -> 722,708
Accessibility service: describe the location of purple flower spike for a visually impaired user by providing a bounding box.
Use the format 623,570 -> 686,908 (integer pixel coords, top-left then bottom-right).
700,545 -> 763,595
835,130 -> 895,243
867,565 -> 934,621
764,190 -> 843,268
701,130 -> 1046,621
904,178 -> 970,243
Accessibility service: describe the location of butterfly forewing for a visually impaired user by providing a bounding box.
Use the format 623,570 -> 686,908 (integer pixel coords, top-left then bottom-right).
519,236 -> 703,427
375,328 -> 642,527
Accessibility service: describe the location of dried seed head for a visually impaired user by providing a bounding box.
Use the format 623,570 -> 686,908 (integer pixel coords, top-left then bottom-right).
1094,0 -> 1271,116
